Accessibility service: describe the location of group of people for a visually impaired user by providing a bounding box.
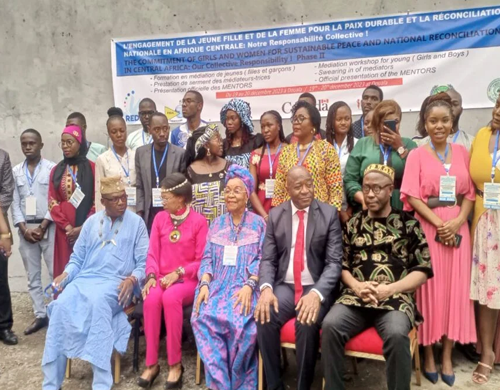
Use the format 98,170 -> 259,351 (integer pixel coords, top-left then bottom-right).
0,83 -> 498,390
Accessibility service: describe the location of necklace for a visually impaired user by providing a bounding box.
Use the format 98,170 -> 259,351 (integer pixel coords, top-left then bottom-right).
98,214 -> 123,248
169,206 -> 190,243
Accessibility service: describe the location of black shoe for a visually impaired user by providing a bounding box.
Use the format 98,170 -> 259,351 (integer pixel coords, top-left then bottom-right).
164,365 -> 184,389
0,329 -> 18,345
137,366 -> 160,389
456,343 -> 480,363
24,317 -> 49,335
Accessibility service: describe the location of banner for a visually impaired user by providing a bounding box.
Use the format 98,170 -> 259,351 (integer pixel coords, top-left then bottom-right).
111,6 -> 500,124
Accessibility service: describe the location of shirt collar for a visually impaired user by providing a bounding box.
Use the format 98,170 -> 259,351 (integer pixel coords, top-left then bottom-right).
291,202 -> 310,215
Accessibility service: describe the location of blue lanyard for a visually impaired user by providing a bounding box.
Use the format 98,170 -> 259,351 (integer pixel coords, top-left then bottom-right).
24,160 -> 41,194
379,144 -> 391,165
491,131 -> 500,182
67,165 -> 80,188
361,118 -> 365,138
451,131 -> 460,144
111,146 -> 131,184
152,144 -> 169,188
267,143 -> 282,178
334,142 -> 343,159
297,142 -> 313,166
142,131 -> 152,146
430,142 -> 450,174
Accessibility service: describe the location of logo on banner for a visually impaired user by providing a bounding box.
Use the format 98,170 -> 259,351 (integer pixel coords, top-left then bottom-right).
123,90 -> 140,123
164,106 -> 183,121
487,79 -> 500,103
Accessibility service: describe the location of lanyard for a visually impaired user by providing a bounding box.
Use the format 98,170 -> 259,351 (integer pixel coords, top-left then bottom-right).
229,211 -> 246,243
334,142 -> 343,159
430,142 -> 450,174
297,142 -> 313,166
379,144 -> 391,165
451,131 -> 460,144
24,160 -> 42,193
361,118 -> 365,138
111,146 -> 131,184
491,131 -> 500,182
142,131 -> 152,146
67,165 -> 80,188
152,144 -> 169,188
267,143 -> 282,178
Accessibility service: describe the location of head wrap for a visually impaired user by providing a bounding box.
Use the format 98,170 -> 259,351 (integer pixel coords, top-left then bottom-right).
220,98 -> 254,133
100,176 -> 125,195
194,124 -> 219,156
62,125 -> 83,144
363,164 -> 395,182
225,164 -> 255,198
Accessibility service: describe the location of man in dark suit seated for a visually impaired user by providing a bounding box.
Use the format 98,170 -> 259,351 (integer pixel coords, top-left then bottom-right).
255,165 -> 343,390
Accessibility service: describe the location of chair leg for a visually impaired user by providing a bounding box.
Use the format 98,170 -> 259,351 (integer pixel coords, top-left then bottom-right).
258,351 -> 264,390
195,351 -> 202,385
114,352 -> 121,384
352,357 -> 358,375
281,347 -> 289,370
414,340 -> 422,386
65,359 -> 71,379
133,319 -> 140,373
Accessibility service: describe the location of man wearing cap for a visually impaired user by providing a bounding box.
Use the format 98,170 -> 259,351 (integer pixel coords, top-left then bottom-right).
41,176 -> 148,390
321,164 -> 433,390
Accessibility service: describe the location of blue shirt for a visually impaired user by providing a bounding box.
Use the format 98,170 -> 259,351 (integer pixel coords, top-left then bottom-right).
11,158 -> 56,225
170,120 -> 208,149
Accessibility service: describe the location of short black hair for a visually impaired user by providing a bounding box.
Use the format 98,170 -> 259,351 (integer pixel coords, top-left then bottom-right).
139,98 -> 157,110
298,92 -> 317,106
67,112 -> 87,125
21,128 -> 42,141
160,173 -> 192,203
185,90 -> 204,105
363,85 -> 384,101
149,111 -> 168,124
291,100 -> 322,134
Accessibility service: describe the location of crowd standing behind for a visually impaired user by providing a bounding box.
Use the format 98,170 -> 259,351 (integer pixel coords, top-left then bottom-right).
0,86 -> 499,390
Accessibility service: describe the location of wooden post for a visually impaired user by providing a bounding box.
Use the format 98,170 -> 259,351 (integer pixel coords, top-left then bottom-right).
114,352 -> 121,384
195,352 -> 202,385
65,359 -> 71,379
258,351 -> 264,390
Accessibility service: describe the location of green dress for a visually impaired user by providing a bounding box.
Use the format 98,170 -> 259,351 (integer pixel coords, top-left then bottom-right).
343,136 -> 417,210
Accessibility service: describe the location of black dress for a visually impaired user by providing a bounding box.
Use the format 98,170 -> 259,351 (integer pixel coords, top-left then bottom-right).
223,134 -> 264,170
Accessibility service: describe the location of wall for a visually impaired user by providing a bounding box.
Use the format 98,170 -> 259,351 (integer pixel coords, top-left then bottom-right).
0,0 -> 498,165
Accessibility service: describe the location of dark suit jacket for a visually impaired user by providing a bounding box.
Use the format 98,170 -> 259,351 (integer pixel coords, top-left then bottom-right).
258,199 -> 343,300
135,143 -> 186,226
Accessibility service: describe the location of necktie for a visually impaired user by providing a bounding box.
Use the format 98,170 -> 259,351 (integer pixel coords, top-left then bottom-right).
293,210 -> 306,304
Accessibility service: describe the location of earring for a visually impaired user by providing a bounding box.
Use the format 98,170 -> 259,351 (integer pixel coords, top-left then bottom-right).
206,149 -> 211,157
311,128 -> 316,134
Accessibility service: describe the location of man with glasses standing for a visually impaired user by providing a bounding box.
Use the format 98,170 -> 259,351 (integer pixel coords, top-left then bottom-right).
135,112 -> 186,232
11,129 -> 56,335
170,90 -> 207,149
127,98 -> 157,151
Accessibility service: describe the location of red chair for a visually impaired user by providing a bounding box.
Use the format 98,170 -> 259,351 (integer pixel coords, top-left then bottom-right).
258,319 -> 421,389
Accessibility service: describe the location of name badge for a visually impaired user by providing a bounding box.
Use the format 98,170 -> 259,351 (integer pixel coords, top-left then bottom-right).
439,176 -> 456,202
265,179 -> 276,199
126,187 -> 136,206
69,187 -> 85,209
223,245 -> 238,266
484,183 -> 500,209
152,188 -> 163,208
25,196 -> 37,216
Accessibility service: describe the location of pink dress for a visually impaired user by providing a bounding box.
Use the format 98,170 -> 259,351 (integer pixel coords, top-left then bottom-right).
400,144 -> 476,345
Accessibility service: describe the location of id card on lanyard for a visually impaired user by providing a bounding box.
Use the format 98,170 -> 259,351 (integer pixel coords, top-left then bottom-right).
25,161 -> 41,216
265,143 -> 282,199
430,142 -> 456,202
379,144 -> 391,166
67,166 -> 85,208
112,147 -> 136,206
152,144 -> 168,207
484,131 -> 500,209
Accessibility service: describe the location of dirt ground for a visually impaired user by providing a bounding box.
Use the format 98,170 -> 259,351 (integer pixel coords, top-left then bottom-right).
1,292 -> 498,390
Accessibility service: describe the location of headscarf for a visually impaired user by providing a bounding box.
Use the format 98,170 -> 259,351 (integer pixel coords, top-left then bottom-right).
225,164 -> 255,198
195,124 -> 219,155
52,125 -> 94,228
363,163 -> 395,182
220,98 -> 254,133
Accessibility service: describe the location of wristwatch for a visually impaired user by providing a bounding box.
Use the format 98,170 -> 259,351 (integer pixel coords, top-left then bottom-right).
175,267 -> 185,277
0,232 -> 11,239
397,146 -> 407,156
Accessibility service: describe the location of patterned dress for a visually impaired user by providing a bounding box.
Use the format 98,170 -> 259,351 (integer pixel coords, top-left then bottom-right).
191,212 -> 266,390
271,140 -> 343,210
337,210 -> 433,326
187,161 -> 231,225
224,134 -> 264,170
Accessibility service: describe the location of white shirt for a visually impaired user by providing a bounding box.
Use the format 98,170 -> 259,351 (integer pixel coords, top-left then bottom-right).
334,137 -> 359,211
126,129 -> 153,151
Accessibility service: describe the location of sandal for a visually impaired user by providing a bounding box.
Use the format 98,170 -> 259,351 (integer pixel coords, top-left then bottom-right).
472,361 -> 494,385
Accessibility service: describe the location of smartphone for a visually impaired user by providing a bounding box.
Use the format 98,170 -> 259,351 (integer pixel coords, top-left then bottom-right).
435,233 -> 462,248
383,120 -> 397,133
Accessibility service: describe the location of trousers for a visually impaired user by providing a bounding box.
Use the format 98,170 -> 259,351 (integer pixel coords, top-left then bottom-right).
0,251 -> 12,330
18,224 -> 54,318
256,284 -> 332,390
42,354 -> 112,390
143,279 -> 197,366
322,304 -> 412,390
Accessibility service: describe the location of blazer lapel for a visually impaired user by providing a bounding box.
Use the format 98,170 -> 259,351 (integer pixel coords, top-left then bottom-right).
284,201 -> 293,254
166,143 -> 175,174
305,200 -> 317,255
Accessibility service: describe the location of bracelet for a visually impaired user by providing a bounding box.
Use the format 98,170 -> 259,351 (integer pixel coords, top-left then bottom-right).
146,273 -> 156,283
199,280 -> 210,290
175,267 -> 185,277
245,279 -> 258,291
126,275 -> 138,285
38,224 -> 47,232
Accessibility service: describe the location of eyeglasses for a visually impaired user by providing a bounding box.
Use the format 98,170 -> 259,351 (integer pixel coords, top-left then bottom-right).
139,110 -> 155,118
59,140 -> 76,148
291,115 -> 310,124
224,187 -> 246,196
362,184 -> 392,195
102,193 -> 127,204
